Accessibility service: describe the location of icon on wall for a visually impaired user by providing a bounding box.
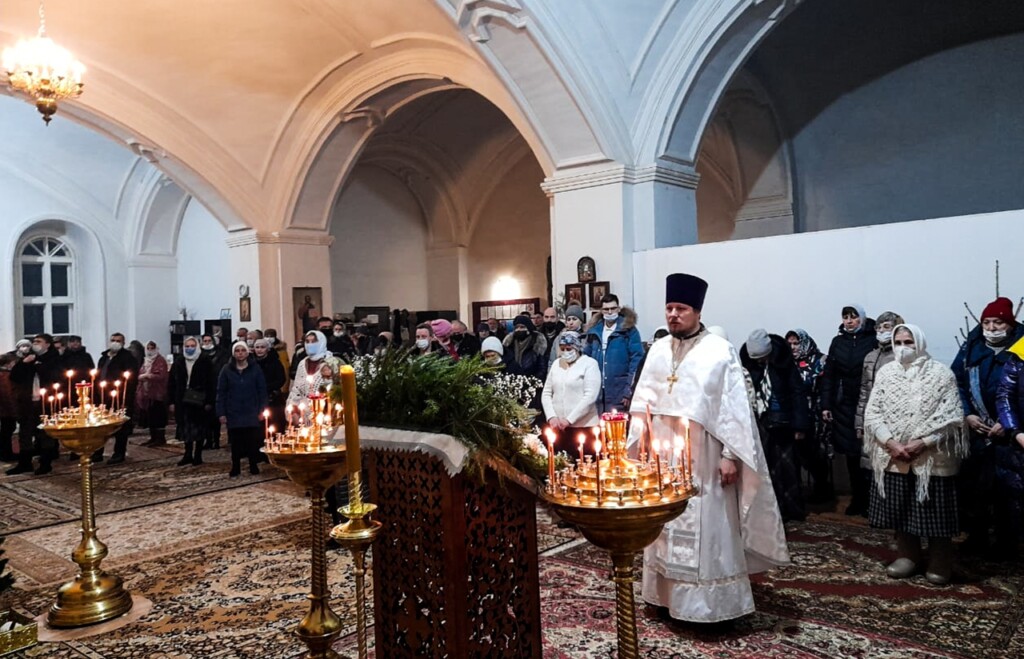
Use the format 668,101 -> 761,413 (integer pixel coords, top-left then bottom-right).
293,287 -> 323,341
565,283 -> 584,309
239,297 -> 252,323
588,281 -> 610,309
577,256 -> 596,283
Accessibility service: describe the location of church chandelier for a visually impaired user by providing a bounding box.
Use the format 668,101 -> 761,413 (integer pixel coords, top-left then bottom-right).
2,0 -> 84,124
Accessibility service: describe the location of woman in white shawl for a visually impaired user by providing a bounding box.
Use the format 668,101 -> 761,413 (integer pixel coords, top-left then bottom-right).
287,330 -> 343,422
864,324 -> 966,585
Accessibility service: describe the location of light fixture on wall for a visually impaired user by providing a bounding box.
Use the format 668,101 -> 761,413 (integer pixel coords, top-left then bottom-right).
491,276 -> 521,300
2,0 -> 85,125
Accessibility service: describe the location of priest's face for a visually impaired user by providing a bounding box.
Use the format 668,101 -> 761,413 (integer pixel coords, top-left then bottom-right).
665,302 -> 700,337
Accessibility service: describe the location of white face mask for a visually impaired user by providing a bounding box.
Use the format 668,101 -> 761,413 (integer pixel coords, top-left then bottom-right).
333,331 -> 344,338
415,339 -> 430,350
894,345 -> 917,364
984,329 -> 1008,344
17,346 -> 30,356
145,348 -> 158,358
876,331 -> 892,345
31,343 -> 45,355
560,350 -> 578,364
603,312 -> 619,322
201,343 -> 214,351
484,354 -> 502,366
108,341 -> 122,352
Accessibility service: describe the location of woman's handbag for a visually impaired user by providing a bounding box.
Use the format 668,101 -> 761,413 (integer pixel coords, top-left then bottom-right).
182,389 -> 206,407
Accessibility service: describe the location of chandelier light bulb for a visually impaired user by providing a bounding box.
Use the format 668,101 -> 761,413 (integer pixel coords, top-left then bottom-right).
2,1 -> 85,124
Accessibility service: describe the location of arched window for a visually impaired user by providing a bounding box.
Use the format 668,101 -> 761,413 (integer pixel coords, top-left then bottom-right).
16,236 -> 75,338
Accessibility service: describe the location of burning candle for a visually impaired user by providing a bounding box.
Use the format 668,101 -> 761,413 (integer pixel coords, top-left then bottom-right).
334,403 -> 342,424
684,419 -> 693,486
113,381 -> 121,410
99,381 -> 107,409
543,427 -> 556,488
39,388 -> 46,416
122,372 -> 131,410
66,370 -> 74,399
652,438 -> 663,496
577,432 -> 586,464
89,368 -> 97,394
285,404 -> 293,429
339,365 -> 361,477
263,409 -> 270,440
47,395 -> 55,417
594,439 -> 603,503
298,402 -> 307,426
56,392 -> 64,413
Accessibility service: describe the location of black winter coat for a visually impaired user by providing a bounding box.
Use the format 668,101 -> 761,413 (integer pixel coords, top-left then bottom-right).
60,348 -> 95,377
740,334 -> 811,432
11,346 -> 63,393
97,349 -> 139,410
256,354 -> 287,405
819,319 -> 877,455
168,355 -> 217,422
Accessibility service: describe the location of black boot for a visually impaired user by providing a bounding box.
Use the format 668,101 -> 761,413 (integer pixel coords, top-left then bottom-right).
192,442 -> 204,466
228,438 -> 241,477
178,442 -> 194,466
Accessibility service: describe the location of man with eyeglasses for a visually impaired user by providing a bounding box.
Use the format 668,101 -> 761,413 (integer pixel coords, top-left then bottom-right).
584,294 -> 643,412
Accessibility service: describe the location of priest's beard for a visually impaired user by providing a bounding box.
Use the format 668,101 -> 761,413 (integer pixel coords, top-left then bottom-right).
670,323 -> 703,340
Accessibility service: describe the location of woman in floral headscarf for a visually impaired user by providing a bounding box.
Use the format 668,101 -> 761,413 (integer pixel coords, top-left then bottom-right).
542,331 -> 601,460
865,324 -> 966,585
786,329 -> 831,502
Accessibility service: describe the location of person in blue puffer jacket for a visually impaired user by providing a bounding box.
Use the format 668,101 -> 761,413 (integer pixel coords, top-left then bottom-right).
953,296 -> 1024,557
996,335 -> 1024,559
583,294 -> 644,413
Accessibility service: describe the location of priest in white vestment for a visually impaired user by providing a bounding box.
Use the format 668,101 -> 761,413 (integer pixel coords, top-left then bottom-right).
629,273 -> 790,623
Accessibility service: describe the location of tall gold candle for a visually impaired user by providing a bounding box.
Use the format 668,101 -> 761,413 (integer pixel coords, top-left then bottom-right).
339,365 -> 360,475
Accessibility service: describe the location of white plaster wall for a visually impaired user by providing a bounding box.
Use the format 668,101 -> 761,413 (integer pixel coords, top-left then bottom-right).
329,166 -> 429,313
787,34 -> 1024,232
468,156 -> 549,308
632,209 -> 1024,365
176,198 -> 234,323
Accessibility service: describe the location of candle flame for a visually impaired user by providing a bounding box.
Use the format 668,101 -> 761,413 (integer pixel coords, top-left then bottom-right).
52,383 -> 60,391
652,438 -> 661,452
263,409 -> 270,418
594,439 -> 602,453
66,369 -> 74,377
39,387 -> 46,395
113,380 -> 121,387
89,369 -> 97,376
269,425 -> 275,433
591,426 -> 600,437
99,381 -> 107,388
543,427 -> 556,442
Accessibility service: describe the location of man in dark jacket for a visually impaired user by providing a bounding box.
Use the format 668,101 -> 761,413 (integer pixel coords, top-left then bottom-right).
502,315 -> 548,380
326,321 -> 357,361
538,307 -> 565,364
61,335 -> 95,376
96,332 -> 139,464
819,304 -> 877,516
6,333 -> 63,475
450,321 -> 481,358
201,333 -> 229,449
583,295 -> 644,413
741,329 -> 811,522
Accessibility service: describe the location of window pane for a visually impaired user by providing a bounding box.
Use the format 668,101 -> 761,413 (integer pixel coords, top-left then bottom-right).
52,243 -> 67,257
51,305 -> 70,334
51,264 -> 69,297
23,305 -> 44,335
21,263 -> 43,297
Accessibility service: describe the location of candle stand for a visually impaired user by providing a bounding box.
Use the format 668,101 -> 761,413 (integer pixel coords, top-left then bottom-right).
329,471 -> 380,659
39,382 -> 133,628
544,412 -> 695,659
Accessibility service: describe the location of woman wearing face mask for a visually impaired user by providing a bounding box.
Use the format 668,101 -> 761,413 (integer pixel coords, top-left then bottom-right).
819,304 -> 878,516
480,337 -> 504,368
137,341 -> 170,448
549,306 -> 586,366
542,332 -> 601,460
952,296 -> 1024,556
864,324 -> 966,585
326,322 -> 357,361
217,342 -> 268,477
168,337 -> 217,466
287,330 -> 344,417
201,333 -> 229,450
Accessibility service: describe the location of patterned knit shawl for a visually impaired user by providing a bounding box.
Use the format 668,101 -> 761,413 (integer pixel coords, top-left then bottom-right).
864,352 -> 966,501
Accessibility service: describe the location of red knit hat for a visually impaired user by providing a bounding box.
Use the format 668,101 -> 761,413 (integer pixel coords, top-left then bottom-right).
981,297 -> 1016,325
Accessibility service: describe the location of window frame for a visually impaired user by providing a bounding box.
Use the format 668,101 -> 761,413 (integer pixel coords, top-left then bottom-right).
15,235 -> 76,338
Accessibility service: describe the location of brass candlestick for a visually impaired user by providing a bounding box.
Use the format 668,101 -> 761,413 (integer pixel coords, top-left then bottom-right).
264,447 -> 349,659
330,471 -> 380,659
40,382 -> 133,628
544,412 -> 694,659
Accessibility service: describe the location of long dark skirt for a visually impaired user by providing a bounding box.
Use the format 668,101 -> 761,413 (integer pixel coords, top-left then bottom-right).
761,424 -> 805,522
869,471 -> 959,538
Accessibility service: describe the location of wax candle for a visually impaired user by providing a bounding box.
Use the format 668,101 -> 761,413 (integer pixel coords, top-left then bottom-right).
89,369 -> 97,400
263,409 -> 270,440
652,438 -> 663,496
99,381 -> 107,410
285,404 -> 293,430
594,439 -> 603,503
543,427 -> 556,488
339,365 -> 360,476
113,381 -> 121,411
39,388 -> 46,416
577,432 -> 586,464
684,419 -> 693,486
122,372 -> 131,411
47,395 -> 55,417
66,370 -> 74,399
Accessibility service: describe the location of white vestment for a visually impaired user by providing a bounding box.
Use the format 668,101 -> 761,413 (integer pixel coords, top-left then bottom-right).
629,331 -> 790,622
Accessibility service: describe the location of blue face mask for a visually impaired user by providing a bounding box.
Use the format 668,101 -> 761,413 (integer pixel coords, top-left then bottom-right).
305,342 -> 322,356
183,347 -> 198,358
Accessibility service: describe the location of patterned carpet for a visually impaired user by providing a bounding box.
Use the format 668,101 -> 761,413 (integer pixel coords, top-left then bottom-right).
2,464 -> 1023,658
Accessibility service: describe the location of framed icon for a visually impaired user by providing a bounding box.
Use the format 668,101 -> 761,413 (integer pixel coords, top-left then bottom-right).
239,296 -> 252,322
564,283 -> 585,309
219,308 -> 232,319
577,256 -> 596,283
588,281 -> 610,309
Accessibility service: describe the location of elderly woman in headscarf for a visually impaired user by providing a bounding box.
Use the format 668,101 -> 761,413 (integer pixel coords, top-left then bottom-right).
785,328 -> 831,503
168,336 -> 217,466
864,324 -> 966,585
287,330 -> 344,420
137,340 -> 170,448
217,341 -> 268,477
541,331 -> 602,460
820,304 -> 878,516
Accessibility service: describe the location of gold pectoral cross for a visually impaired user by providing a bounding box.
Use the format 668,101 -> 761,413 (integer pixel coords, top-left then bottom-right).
667,374 -> 678,393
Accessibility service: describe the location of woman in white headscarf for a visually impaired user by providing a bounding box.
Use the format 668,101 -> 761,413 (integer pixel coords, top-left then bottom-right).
864,323 -> 966,585
542,331 -> 601,459
287,330 -> 343,421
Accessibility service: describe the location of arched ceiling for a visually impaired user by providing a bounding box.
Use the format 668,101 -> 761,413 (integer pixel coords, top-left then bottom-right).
0,0 -> 564,234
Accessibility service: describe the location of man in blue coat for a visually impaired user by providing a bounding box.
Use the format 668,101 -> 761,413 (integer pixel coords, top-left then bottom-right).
584,294 -> 644,413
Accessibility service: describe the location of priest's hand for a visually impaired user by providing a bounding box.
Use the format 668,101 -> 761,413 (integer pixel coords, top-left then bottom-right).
719,458 -> 738,486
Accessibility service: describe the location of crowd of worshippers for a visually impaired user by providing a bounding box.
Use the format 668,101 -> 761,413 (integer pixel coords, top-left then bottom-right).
3,297 -> 1024,575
